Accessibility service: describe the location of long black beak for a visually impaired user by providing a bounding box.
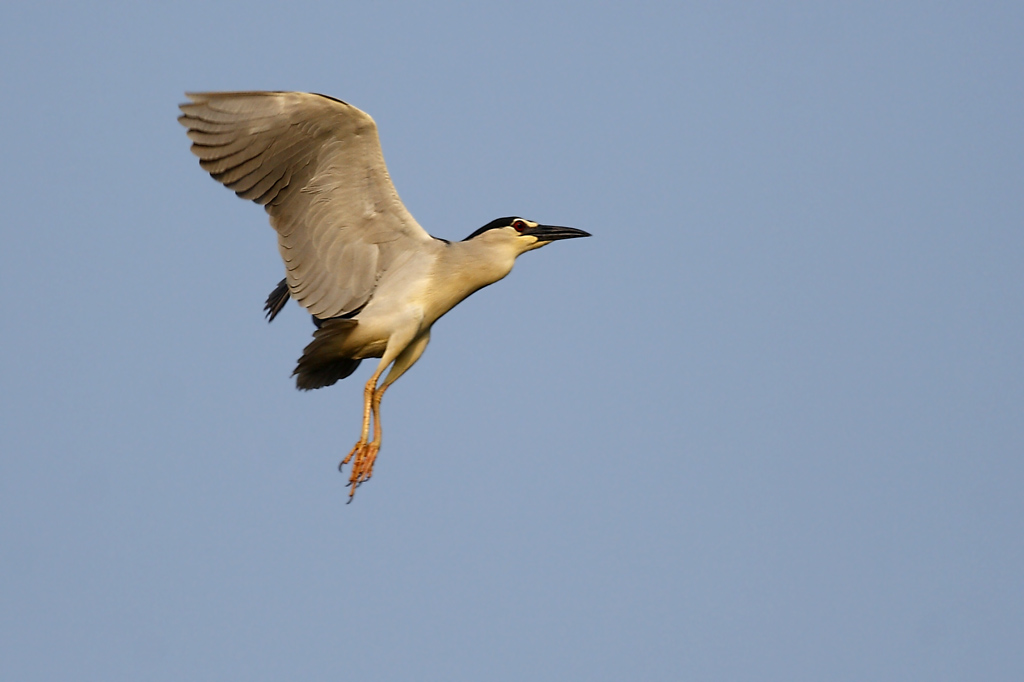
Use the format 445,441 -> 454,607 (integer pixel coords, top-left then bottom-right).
527,224 -> 592,242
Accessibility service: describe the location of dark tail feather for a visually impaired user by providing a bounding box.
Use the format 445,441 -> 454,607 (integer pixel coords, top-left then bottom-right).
265,278 -> 289,322
293,318 -> 362,390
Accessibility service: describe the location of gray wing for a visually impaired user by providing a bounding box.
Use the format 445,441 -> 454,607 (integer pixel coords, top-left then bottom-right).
178,91 -> 434,318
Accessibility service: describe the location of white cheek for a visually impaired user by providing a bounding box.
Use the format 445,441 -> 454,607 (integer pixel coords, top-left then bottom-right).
521,237 -> 548,253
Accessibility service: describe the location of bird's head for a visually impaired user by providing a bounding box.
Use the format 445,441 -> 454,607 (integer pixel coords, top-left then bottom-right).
462,217 -> 591,255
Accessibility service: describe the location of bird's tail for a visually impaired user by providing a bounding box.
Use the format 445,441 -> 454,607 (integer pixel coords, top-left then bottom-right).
293,319 -> 362,390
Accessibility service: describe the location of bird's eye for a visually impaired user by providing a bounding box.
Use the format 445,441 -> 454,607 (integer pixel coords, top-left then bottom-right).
512,220 -> 526,232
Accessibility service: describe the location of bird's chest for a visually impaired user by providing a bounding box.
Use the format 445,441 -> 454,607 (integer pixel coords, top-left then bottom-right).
421,253 -> 514,321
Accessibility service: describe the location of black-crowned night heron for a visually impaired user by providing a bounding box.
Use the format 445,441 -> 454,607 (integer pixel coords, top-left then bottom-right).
178,91 -> 589,499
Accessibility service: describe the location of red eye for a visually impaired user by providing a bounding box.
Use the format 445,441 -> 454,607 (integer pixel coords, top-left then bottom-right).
512,220 -> 526,232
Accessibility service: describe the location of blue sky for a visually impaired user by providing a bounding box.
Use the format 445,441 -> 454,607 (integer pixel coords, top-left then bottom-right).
2,1 -> 1022,680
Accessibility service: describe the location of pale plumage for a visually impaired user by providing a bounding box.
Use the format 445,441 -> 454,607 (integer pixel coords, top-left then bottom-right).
179,91 -> 589,499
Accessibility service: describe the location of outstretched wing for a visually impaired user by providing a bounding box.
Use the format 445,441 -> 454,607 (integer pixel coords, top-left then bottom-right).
178,91 -> 434,318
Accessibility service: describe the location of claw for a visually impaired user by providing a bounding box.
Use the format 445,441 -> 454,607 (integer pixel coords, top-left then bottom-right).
340,441 -> 381,501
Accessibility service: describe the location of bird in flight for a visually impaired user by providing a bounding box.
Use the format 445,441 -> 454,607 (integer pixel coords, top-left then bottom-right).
178,91 -> 590,500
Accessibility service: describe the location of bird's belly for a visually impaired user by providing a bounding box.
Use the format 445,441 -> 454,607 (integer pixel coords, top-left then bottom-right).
337,323 -> 391,359
341,303 -> 428,359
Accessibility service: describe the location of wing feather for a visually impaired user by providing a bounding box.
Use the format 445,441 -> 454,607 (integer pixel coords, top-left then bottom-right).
195,136 -> 273,173
178,91 -> 433,318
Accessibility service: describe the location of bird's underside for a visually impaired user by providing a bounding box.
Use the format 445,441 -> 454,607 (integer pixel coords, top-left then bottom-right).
179,90 -> 589,501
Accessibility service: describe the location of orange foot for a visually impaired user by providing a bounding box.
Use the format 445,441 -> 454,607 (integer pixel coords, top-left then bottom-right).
339,441 -> 380,501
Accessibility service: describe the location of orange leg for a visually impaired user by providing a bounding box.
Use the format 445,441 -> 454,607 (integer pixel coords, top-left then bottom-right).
339,330 -> 430,501
340,371 -> 383,499
339,373 -> 378,468
356,385 -> 388,483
